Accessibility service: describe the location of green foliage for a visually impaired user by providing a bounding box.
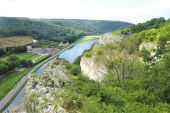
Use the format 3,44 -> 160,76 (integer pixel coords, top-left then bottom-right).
0,67 -> 31,100
0,53 -> 47,76
63,93 -> 83,111
83,50 -> 92,57
130,17 -> 166,33
7,54 -> 20,62
24,93 -> 42,113
0,46 -> 27,57
0,17 -> 131,43
143,54 -> 170,103
100,86 -> 125,106
69,64 -> 81,76
139,49 -> 152,63
64,18 -> 170,112
81,97 -> 103,113
22,17 -> 170,113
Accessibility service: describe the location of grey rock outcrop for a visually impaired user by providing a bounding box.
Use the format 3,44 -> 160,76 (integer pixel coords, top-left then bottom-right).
24,60 -> 69,113
80,56 -> 107,82
80,34 -> 123,82
98,33 -> 123,44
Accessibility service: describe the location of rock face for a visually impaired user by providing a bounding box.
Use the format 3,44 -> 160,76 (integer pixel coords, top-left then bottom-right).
80,56 -> 107,82
139,42 -> 157,51
23,60 -> 69,113
80,34 -> 123,82
98,33 -> 123,45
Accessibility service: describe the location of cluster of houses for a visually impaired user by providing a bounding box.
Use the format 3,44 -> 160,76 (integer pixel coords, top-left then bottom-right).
27,46 -> 57,55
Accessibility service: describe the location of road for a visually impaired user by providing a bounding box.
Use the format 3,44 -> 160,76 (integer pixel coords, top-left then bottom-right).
0,43 -> 76,112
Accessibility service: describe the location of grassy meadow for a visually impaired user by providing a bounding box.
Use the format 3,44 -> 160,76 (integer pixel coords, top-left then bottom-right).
0,68 -> 31,100
0,53 -> 49,65
0,52 -> 50,100
77,35 -> 101,42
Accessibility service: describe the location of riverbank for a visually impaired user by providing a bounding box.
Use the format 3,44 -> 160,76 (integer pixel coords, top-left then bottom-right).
0,39 -> 83,112
0,48 -> 66,112
0,53 -> 49,101
0,55 -> 51,112
0,36 -> 99,112
18,39 -> 98,112
76,35 -> 101,42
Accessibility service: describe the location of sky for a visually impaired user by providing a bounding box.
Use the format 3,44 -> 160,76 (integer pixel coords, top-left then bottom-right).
0,0 -> 170,24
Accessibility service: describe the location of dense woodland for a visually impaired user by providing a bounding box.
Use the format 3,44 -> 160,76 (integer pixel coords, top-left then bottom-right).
0,17 -> 131,43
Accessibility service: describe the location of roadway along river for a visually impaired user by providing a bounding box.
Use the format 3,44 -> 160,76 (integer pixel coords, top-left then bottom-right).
2,39 -> 97,113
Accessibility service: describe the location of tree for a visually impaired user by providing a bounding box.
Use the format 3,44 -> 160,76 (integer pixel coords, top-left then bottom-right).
140,49 -> 152,63
7,54 -> 20,62
0,64 -> 7,75
20,59 -> 33,67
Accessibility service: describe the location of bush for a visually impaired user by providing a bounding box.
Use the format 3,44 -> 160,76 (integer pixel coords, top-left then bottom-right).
84,51 -> 92,57
100,85 -> 125,106
69,64 -> 81,76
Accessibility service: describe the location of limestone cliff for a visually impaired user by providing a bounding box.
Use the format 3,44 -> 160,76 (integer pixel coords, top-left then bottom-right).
80,56 -> 107,82
80,33 -> 123,82
21,60 -> 69,113
98,33 -> 123,45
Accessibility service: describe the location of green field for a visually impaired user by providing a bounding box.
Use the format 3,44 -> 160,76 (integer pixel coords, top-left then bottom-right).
0,53 -> 49,64
0,52 -> 50,100
0,68 -> 31,100
77,35 -> 101,42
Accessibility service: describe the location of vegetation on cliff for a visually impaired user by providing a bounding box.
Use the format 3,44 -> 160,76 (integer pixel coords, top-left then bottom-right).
78,17 -> 170,112
23,17 -> 170,113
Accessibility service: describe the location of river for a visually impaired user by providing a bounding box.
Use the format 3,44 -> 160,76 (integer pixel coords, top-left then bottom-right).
3,39 -> 97,113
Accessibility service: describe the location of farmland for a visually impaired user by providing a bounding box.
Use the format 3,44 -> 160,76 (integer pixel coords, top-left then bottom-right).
0,52 -> 50,100
0,53 -> 49,65
0,68 -> 31,100
0,36 -> 33,48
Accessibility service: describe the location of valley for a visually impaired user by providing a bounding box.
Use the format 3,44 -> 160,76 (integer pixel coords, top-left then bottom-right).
14,17 -> 170,113
0,17 -> 169,113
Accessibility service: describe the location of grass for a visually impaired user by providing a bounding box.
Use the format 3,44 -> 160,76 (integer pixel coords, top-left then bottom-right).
77,35 -> 101,42
0,68 -> 31,100
0,53 -> 49,64
18,53 -> 40,60
0,36 -> 33,48
32,55 -> 50,64
0,52 -> 50,100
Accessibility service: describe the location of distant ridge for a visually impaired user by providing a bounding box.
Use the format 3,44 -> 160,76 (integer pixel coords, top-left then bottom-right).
0,17 -> 132,43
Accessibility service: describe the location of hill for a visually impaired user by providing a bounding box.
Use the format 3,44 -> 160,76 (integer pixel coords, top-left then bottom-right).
0,17 -> 132,43
76,17 -> 170,112
12,17 -> 170,113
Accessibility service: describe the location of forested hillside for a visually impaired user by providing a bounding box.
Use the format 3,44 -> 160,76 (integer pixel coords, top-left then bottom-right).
0,17 -> 132,43
77,17 -> 170,112
22,17 -> 170,113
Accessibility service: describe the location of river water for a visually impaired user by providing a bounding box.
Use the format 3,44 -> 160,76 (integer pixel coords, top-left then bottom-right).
3,39 -> 97,113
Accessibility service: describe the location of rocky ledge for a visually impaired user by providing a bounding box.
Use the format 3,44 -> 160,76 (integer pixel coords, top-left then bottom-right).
80,56 -> 107,82
80,34 -> 122,82
15,60 -> 70,113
